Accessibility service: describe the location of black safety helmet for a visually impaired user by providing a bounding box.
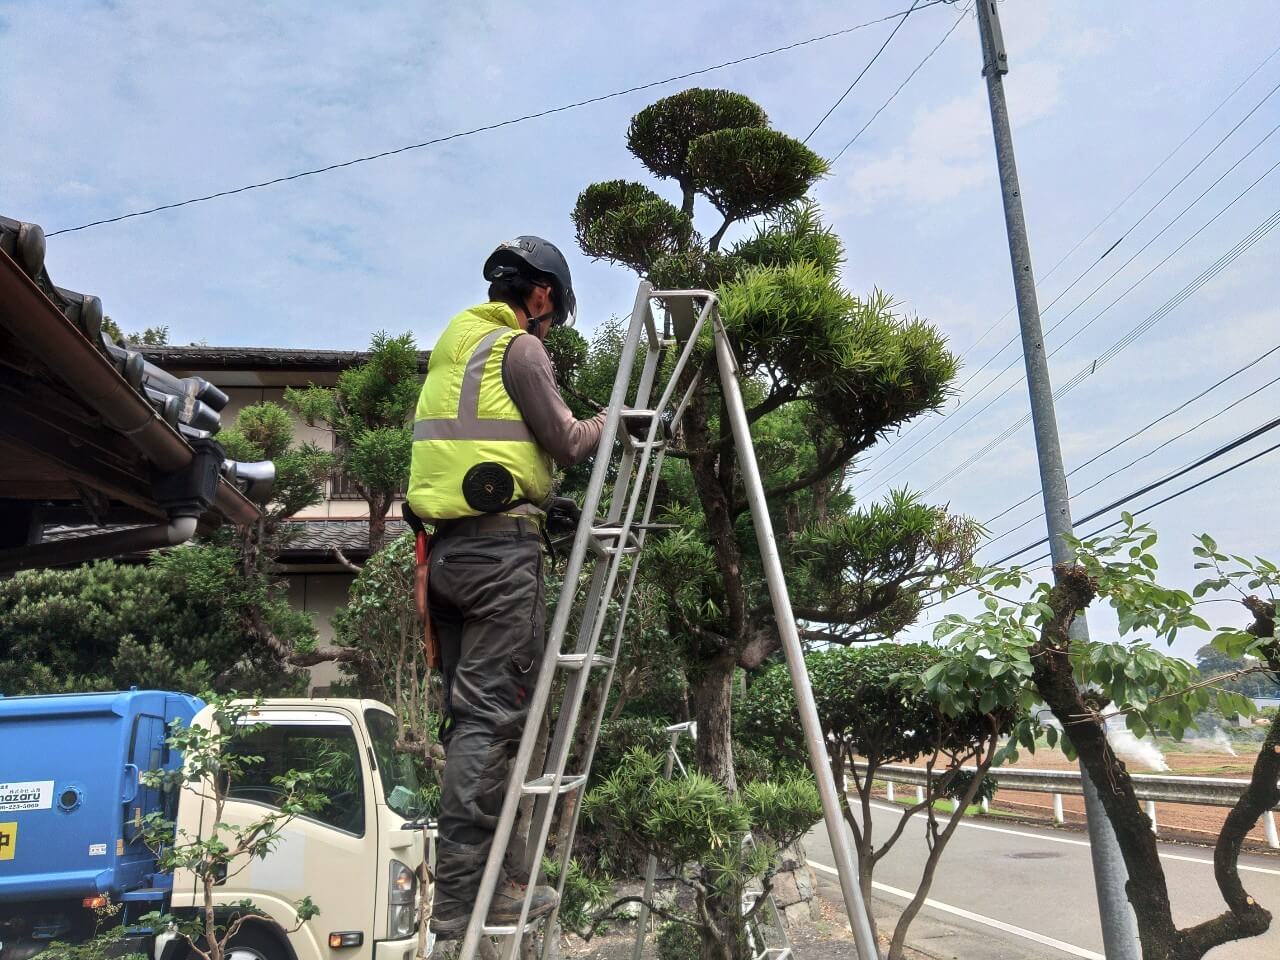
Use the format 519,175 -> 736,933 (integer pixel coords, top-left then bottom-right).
483,236 -> 577,328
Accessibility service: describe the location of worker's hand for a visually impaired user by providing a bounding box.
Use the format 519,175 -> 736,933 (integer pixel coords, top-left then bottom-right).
545,496 -> 582,536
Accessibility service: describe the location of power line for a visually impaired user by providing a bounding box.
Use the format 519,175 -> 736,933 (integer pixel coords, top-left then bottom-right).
47,2 -> 950,238
831,1 -> 971,163
981,342 -> 1280,530
861,149 -> 1280,497
981,366 -> 1280,549
852,44 -> 1280,487
803,0 -> 922,145
918,201 -> 1280,498
990,414 -> 1280,566
855,81 -> 1280,496
915,428 -> 1280,619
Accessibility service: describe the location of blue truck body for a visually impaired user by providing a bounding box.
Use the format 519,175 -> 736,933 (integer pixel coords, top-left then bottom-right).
0,690 -> 203,941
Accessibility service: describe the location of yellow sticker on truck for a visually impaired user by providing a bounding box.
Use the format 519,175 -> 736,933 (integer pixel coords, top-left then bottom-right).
0,822 -> 16,861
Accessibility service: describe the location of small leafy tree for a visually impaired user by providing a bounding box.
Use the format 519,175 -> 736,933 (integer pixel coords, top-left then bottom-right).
332,531 -> 439,766
286,332 -> 420,553
927,522 -> 1279,960
739,645 -> 1013,960
581,748 -> 821,960
135,695 -> 322,960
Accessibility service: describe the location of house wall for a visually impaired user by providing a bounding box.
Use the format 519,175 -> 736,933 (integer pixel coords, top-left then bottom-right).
285,571 -> 356,694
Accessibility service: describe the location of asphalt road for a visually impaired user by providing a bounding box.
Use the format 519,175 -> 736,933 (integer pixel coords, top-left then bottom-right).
803,800 -> 1280,959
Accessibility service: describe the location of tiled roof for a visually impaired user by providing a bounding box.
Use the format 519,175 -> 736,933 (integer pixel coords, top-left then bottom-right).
145,345 -> 430,373
278,518 -> 410,557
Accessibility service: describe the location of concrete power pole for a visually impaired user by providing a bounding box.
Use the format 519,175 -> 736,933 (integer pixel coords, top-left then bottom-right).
973,2 -> 1141,958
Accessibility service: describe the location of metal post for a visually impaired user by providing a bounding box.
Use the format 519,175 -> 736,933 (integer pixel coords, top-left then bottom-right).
915,786 -> 925,805
632,730 -> 680,960
1053,793 -> 1065,825
713,319 -> 880,960
974,3 -> 1140,957
885,781 -> 895,803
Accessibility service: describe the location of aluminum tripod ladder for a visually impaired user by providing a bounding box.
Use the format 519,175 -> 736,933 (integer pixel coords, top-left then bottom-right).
631,722 -> 794,960
456,282 -> 880,960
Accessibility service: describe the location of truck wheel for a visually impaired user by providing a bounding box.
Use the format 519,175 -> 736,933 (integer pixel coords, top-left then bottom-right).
222,924 -> 290,960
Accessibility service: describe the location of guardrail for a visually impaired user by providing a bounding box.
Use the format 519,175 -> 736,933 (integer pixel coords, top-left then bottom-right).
853,762 -> 1280,849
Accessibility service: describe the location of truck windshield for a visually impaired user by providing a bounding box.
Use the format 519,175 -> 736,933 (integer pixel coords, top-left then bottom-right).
364,709 -> 423,820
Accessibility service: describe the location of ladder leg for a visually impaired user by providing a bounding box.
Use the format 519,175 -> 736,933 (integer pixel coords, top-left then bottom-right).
629,732 -> 679,960
712,317 -> 881,960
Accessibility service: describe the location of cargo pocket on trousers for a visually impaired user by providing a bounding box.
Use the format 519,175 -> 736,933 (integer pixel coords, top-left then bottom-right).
510,553 -> 545,703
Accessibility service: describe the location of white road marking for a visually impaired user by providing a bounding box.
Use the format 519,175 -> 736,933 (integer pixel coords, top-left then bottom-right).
864,800 -> 1280,877
809,859 -> 1104,960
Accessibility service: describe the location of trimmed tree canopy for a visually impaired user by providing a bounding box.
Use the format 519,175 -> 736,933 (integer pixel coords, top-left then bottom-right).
689,128 -> 828,223
627,88 -> 769,184
573,180 -> 694,272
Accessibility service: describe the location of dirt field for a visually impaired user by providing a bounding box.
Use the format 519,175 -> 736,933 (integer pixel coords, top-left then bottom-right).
872,742 -> 1279,852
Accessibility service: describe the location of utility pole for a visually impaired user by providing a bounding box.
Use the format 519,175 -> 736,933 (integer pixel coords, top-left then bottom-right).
973,3 -> 1141,958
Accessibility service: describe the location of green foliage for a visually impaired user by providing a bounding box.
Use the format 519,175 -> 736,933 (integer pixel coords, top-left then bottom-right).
573,180 -> 694,272
0,549 -> 309,696
656,920 -> 702,960
930,521 -> 1276,759
219,402 -> 334,521
627,89 -> 769,185
688,128 -> 827,223
41,901 -> 146,960
731,200 -> 842,276
542,856 -> 613,937
285,331 -> 419,548
741,644 -> 1008,768
584,748 -> 820,916
126,325 -> 169,346
333,532 -> 438,756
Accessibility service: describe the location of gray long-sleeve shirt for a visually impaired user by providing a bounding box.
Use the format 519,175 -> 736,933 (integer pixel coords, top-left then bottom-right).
502,332 -> 606,467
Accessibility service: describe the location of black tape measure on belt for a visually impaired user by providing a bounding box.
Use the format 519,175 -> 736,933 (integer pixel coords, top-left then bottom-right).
462,462 -> 516,513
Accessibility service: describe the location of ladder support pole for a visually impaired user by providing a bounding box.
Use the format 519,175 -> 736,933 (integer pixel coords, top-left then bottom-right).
631,730 -> 681,960
712,319 -> 881,960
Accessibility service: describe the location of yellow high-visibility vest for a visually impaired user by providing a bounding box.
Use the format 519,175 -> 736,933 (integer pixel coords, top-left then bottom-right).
407,302 -> 553,521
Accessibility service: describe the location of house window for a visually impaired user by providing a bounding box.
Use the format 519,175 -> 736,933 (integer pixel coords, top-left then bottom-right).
329,441 -> 405,500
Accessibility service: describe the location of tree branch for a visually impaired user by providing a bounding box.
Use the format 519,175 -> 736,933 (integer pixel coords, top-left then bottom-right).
332,547 -> 363,574
733,438 -> 857,517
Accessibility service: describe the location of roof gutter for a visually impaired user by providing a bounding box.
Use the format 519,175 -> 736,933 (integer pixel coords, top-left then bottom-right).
0,517 -> 198,575
0,247 -> 260,529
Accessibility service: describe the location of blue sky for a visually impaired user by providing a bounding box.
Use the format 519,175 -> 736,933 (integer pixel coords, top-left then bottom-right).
5,0 -> 1278,660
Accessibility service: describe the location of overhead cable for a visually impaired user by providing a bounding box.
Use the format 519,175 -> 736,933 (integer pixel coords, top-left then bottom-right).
831,2 -> 972,162
989,414 -> 1280,566
982,368 -> 1280,549
852,50 -> 1280,489
981,342 -> 1280,530
918,201 -> 1280,498
803,0 -> 922,145
48,1 -> 951,237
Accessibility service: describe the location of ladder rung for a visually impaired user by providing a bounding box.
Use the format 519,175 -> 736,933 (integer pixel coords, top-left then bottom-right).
482,920 -> 540,936
522,773 -> 588,795
557,652 -> 615,671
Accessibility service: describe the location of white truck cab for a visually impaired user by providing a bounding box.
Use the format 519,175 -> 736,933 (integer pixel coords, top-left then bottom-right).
169,699 -> 429,960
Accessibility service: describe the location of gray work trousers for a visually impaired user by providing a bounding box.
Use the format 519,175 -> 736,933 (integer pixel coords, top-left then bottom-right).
429,524 -> 545,917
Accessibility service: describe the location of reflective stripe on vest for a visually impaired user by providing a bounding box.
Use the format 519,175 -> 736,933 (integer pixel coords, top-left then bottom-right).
412,328 -> 536,443
407,303 -> 553,521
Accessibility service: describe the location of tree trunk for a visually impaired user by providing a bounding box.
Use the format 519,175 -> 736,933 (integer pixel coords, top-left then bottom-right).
690,656 -> 737,793
690,657 -> 746,960
367,495 -> 388,554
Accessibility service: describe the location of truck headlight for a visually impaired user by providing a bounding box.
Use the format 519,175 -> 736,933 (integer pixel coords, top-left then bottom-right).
388,859 -> 417,937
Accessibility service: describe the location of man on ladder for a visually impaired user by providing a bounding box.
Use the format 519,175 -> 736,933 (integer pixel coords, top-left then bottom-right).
405,236 -> 607,940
